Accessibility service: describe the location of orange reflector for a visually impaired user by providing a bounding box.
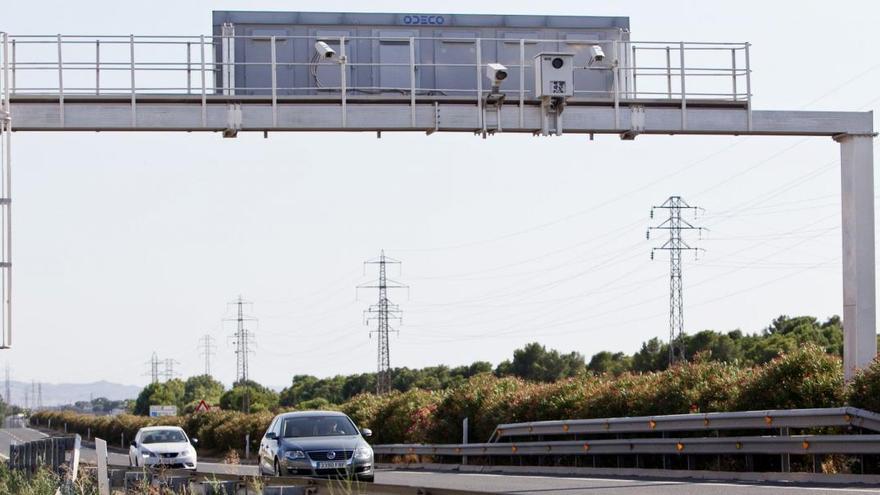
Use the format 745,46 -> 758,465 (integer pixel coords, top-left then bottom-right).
703,418 -> 710,427
802,441 -> 810,450
676,442 -> 685,452
735,442 -> 743,450
562,424 -> 570,432
649,420 -> 657,430
511,445 -> 518,453
844,414 -> 852,423
764,415 -> 773,425
583,443 -> 590,451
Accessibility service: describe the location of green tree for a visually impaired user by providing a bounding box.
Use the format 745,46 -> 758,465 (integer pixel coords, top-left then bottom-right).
587,351 -> 633,375
183,374 -> 225,406
133,379 -> 185,415
497,342 -> 585,382
220,380 -> 279,413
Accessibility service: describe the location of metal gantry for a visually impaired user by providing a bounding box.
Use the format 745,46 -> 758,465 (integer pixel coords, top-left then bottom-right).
648,197 -> 704,364
0,29 -> 875,378
359,250 -> 408,395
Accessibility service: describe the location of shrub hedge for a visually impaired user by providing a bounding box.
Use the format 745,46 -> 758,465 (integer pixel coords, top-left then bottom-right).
31,345 -> 880,453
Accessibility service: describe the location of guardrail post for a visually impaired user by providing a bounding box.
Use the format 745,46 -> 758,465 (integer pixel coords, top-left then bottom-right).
120,432 -> 124,449
462,417 -> 469,466
665,46 -> 672,99
730,48 -> 737,101
245,433 -> 250,459
779,426 -> 791,472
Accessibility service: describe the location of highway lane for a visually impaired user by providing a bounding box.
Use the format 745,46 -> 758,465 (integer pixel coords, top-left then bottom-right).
374,471 -> 880,494
3,427 -> 879,494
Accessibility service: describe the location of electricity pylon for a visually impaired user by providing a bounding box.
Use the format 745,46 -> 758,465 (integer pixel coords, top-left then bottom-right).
358,250 -> 408,395
648,196 -> 705,366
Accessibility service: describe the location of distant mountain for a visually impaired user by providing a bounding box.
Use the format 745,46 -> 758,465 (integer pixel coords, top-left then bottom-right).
5,380 -> 141,407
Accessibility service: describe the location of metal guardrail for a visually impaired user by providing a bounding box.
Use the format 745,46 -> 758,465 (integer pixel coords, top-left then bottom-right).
7,434 -> 80,476
375,434 -> 880,457
489,407 -> 880,441
373,408 -> 880,475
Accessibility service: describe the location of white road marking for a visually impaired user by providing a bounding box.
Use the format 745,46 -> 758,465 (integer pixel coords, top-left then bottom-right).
390,471 -> 880,493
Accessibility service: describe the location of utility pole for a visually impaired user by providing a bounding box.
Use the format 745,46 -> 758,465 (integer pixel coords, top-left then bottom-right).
648,196 -> 705,366
198,334 -> 216,377
226,296 -> 257,413
30,380 -> 35,409
37,382 -> 42,410
358,250 -> 408,395
162,358 -> 180,382
23,387 -> 28,411
145,352 -> 160,384
4,364 -> 10,406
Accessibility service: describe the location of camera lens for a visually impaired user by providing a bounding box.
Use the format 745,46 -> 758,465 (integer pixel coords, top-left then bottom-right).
551,57 -> 564,69
496,71 -> 508,80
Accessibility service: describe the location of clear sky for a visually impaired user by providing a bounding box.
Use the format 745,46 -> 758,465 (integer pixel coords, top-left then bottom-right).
3,0 -> 879,391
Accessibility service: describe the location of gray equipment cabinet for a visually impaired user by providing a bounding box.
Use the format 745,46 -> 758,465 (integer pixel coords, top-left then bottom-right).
212,11 -> 630,98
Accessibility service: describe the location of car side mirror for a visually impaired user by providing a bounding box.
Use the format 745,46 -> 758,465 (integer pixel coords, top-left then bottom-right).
190,438 -> 199,445
130,441 -> 137,448
266,432 -> 278,441
360,428 -> 372,438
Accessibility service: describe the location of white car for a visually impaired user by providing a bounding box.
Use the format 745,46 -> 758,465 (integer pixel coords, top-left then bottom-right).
129,426 -> 198,470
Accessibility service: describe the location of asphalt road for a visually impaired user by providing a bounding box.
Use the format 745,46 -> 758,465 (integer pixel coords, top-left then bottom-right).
2,427 -> 879,494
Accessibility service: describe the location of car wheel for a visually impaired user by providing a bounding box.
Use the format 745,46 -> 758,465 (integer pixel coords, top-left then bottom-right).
274,459 -> 281,477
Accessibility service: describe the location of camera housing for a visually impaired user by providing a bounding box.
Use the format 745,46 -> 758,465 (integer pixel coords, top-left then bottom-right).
314,41 -> 337,59
588,45 -> 606,66
486,63 -> 509,89
533,53 -> 574,98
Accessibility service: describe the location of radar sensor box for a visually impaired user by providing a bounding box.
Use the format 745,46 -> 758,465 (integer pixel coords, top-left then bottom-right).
534,53 -> 574,98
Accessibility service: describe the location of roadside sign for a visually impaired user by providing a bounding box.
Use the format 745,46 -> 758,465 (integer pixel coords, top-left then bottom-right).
149,405 -> 177,417
194,400 -> 211,413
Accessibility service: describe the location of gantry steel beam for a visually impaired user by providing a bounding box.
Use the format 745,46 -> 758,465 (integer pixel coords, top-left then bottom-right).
5,95 -> 878,378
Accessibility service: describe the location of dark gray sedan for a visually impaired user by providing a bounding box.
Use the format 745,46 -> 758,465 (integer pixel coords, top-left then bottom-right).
258,411 -> 374,482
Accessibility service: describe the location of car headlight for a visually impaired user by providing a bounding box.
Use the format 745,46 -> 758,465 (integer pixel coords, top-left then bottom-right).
353,446 -> 373,460
283,450 -> 306,460
141,452 -> 156,458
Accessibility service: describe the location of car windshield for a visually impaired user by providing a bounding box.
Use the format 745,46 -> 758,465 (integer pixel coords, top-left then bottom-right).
280,416 -> 358,438
141,429 -> 187,444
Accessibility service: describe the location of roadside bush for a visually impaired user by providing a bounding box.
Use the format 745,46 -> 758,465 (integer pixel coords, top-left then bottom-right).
428,373 -> 528,444
848,355 -> 880,412
735,344 -> 844,410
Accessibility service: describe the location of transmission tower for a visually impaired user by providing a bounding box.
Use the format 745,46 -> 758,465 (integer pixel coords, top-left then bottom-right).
198,334 -> 216,376
144,352 -> 160,384
162,358 -> 180,381
225,296 -> 257,413
358,250 -> 408,395
648,196 -> 705,365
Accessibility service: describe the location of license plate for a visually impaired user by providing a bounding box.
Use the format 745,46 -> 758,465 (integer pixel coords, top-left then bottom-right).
317,461 -> 346,469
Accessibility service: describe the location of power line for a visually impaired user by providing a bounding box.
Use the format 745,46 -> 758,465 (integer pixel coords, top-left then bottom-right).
198,334 -> 216,377
358,250 -> 408,395
648,196 -> 706,365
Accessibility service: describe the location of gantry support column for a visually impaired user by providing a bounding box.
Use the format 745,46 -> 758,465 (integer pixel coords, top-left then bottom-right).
837,133 -> 877,379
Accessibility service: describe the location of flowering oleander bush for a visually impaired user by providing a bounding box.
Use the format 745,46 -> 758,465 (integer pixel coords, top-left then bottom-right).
33,345 -> 877,452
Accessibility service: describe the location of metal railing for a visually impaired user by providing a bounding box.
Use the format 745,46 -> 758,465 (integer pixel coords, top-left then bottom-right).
7,434 -> 81,476
373,407 -> 880,475
3,34 -> 750,105
490,406 -> 880,441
